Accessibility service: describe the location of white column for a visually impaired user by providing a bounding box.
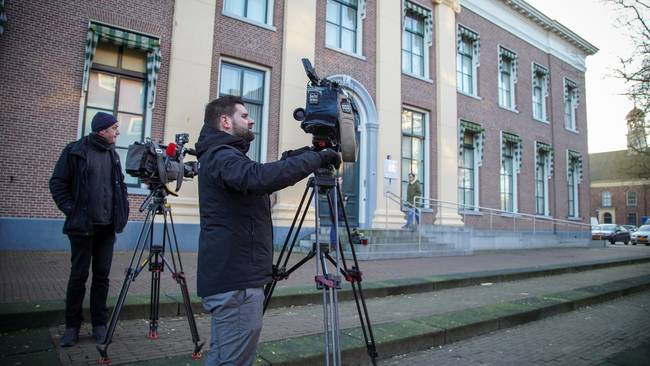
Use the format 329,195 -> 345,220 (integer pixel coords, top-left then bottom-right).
434,0 -> 463,225
272,0 -> 318,226
163,0 -> 217,223
371,0 -> 404,228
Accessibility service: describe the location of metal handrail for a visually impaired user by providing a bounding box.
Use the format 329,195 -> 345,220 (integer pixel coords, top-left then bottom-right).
413,195 -> 591,230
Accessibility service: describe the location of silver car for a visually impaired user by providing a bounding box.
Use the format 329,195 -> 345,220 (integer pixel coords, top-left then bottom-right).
630,225 -> 650,246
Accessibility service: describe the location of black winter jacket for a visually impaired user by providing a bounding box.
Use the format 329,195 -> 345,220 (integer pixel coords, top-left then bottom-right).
195,125 -> 323,297
49,135 -> 129,236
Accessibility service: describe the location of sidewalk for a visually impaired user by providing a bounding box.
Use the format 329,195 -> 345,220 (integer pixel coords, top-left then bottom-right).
2,245 -> 650,366
2,246 -> 649,303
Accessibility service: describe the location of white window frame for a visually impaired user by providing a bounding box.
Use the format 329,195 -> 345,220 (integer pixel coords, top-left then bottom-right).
531,63 -> 549,122
500,132 -> 521,213
459,131 -> 480,211
456,24 -> 480,97
602,191 -> 612,207
566,151 -> 580,218
627,191 -> 637,207
497,45 -> 518,111
564,78 -> 579,132
325,0 -> 366,58
217,57 -> 271,163
222,0 -> 276,30
402,1 -> 432,81
401,106 -> 430,208
534,144 -> 551,216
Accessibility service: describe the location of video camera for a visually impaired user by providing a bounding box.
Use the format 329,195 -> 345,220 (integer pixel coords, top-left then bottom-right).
292,58 -> 358,163
125,133 -> 198,195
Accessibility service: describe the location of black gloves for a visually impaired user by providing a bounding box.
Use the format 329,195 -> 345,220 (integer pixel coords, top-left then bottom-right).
281,146 -> 311,160
319,148 -> 342,169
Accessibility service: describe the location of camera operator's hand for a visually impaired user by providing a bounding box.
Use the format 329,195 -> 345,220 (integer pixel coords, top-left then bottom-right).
281,146 -> 312,160
318,148 -> 341,169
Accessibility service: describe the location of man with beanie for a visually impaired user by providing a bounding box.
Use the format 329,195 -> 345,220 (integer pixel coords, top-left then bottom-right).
50,112 -> 129,347
195,95 -> 340,365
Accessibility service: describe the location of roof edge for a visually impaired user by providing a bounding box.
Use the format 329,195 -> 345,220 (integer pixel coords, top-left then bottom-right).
502,0 -> 599,55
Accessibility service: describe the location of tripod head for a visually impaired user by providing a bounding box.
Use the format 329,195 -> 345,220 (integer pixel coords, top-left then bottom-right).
139,184 -> 171,213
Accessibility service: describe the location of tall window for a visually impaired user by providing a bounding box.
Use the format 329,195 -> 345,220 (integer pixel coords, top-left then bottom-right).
223,0 -> 272,25
535,151 -> 546,215
501,142 -> 515,212
564,78 -> 578,131
567,151 -> 582,218
532,63 -> 548,121
401,108 -> 426,201
326,0 -> 360,54
458,131 -> 475,210
627,213 -> 637,225
627,191 -> 637,207
456,26 -> 479,96
402,11 -> 425,77
602,191 -> 612,207
219,62 -> 266,162
83,40 -> 146,186
498,47 -> 517,109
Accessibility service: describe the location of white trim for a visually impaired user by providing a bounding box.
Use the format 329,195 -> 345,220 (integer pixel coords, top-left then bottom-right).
401,0 -> 433,80
497,44 -> 517,110
456,23 -> 480,97
217,57 -> 270,163
563,77 -> 578,132
534,141 -> 550,217
460,0 -> 592,71
324,0 -> 365,58
402,104 -> 430,208
222,0 -> 276,30
531,62 -> 548,122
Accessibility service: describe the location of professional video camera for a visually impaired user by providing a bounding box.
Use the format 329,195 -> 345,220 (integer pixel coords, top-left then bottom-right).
292,58 -> 358,163
125,133 -> 198,195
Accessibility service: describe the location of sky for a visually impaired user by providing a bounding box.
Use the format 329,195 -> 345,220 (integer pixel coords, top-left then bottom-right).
525,0 -> 637,153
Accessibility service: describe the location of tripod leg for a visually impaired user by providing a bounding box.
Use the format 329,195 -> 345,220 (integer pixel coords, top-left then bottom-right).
174,271 -> 205,358
148,259 -> 161,339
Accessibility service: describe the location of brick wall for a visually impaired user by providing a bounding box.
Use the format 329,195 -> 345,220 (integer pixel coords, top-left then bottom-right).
591,185 -> 650,225
209,0 -> 284,162
0,0 -> 174,220
456,7 -> 590,222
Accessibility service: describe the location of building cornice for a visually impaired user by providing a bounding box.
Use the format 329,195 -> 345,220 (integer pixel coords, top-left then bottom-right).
591,180 -> 650,188
433,0 -> 461,13
501,0 -> 598,55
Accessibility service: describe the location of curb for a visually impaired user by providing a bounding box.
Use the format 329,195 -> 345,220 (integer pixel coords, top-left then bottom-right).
1,255 -> 649,331
254,274 -> 650,365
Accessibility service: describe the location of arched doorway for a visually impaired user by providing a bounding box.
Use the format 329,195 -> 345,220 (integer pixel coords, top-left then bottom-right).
603,213 -> 612,224
326,75 -> 377,228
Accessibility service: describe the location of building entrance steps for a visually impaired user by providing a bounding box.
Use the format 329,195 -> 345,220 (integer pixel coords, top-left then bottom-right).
43,261 -> 650,366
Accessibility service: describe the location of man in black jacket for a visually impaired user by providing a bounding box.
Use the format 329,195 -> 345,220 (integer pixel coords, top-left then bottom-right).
196,95 -> 340,365
50,112 -> 129,347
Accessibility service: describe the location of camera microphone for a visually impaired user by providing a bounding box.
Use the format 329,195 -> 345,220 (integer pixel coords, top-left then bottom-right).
165,143 -> 178,158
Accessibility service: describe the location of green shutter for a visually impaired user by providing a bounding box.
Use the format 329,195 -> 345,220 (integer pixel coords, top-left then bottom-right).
82,23 -> 162,108
457,25 -> 480,63
404,1 -> 433,46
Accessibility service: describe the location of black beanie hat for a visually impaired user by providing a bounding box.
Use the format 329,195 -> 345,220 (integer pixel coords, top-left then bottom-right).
91,112 -> 118,132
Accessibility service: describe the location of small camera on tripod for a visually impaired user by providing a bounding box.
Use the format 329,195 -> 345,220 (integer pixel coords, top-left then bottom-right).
292,58 -> 358,163
125,133 -> 198,195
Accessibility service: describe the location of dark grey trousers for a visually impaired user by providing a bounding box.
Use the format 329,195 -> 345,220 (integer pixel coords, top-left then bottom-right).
202,288 -> 264,366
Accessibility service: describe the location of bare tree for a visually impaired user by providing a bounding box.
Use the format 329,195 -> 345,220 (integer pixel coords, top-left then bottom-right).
606,0 -> 650,178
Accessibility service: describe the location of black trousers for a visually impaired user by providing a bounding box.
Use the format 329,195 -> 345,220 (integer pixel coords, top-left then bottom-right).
65,224 -> 115,328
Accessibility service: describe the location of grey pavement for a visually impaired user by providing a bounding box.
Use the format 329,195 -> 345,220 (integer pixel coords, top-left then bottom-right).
2,245 -> 650,303
380,288 -> 650,366
50,259 -> 650,365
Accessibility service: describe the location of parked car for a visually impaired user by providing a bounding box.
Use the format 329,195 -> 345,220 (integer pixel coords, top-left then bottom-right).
630,225 -> 650,246
591,224 -> 630,244
622,225 -> 638,233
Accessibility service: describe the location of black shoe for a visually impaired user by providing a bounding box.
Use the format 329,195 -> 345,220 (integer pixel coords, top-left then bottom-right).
60,327 -> 79,347
92,325 -> 107,344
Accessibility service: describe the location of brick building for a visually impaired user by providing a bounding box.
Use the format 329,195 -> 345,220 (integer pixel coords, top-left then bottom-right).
0,0 -> 597,249
590,150 -> 649,226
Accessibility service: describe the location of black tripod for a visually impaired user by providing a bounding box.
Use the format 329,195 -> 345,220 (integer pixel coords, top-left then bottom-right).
263,169 -> 378,366
97,185 -> 204,364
